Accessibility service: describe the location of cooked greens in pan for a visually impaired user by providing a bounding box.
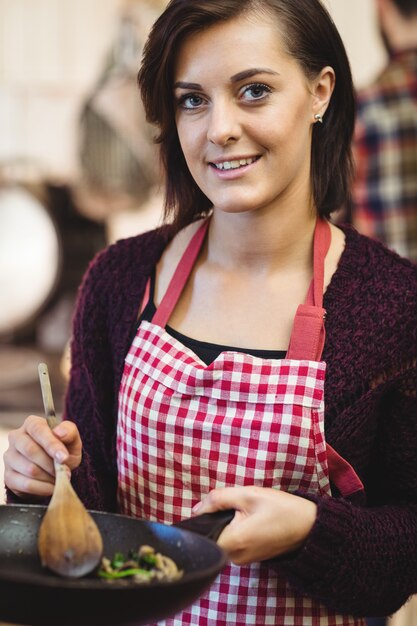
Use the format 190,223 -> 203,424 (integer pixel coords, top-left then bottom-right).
98,545 -> 183,583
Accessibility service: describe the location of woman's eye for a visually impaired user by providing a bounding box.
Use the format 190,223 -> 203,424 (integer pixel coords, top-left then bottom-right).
241,83 -> 271,101
178,94 -> 205,110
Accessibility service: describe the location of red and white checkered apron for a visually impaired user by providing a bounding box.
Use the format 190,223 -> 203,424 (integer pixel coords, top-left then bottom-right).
117,218 -> 365,625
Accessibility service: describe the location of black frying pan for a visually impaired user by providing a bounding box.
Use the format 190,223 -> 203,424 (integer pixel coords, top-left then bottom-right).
0,504 -> 234,626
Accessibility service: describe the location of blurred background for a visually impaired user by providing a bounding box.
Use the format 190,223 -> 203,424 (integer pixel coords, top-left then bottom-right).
0,0 -> 166,431
0,2 -> 415,624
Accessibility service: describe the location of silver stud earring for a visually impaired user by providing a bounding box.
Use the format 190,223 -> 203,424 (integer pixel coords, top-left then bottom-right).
314,113 -> 323,124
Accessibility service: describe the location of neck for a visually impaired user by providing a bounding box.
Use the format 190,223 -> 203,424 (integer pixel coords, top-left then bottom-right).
207,206 -> 318,273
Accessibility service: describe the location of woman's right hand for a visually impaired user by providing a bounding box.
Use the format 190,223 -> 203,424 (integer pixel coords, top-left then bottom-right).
3,415 -> 82,500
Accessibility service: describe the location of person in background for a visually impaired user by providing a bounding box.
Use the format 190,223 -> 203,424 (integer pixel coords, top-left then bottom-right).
4,1 -> 417,624
350,0 -> 417,262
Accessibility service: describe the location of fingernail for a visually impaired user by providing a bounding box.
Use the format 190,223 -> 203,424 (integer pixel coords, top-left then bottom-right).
54,425 -> 66,437
55,450 -> 67,464
192,501 -> 202,514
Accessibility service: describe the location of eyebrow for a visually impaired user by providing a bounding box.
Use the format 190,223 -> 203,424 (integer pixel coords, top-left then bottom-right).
174,67 -> 279,90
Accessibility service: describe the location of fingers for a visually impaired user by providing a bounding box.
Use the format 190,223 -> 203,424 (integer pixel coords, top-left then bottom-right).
22,415 -> 71,465
23,415 -> 82,469
3,414 -> 82,500
50,421 -> 83,468
4,439 -> 56,499
193,486 -> 317,565
9,419 -> 60,476
193,485 -> 258,515
192,486 -> 257,563
3,456 -> 55,499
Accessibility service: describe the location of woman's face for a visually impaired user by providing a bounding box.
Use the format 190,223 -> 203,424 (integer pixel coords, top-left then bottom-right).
173,11 -> 325,217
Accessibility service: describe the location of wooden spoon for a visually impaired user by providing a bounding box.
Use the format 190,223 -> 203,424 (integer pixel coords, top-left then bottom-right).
37,362 -> 103,577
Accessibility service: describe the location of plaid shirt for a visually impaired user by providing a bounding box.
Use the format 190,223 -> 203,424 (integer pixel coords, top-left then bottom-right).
351,49 -> 417,262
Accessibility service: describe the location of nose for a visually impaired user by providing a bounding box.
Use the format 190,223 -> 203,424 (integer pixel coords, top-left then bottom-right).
206,100 -> 241,145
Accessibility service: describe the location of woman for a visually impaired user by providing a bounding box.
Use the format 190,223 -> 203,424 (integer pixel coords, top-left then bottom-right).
4,1 -> 417,624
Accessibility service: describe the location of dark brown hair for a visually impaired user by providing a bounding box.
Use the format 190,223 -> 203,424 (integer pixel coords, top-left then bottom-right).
138,0 -> 355,232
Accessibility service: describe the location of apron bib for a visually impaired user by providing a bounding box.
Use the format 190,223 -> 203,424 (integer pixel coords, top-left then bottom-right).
117,219 -> 365,625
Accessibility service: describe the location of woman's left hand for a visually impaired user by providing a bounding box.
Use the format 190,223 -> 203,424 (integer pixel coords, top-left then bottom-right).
193,486 -> 317,565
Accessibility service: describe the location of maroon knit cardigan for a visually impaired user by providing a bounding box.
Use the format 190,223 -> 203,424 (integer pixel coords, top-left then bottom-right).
7,224 -> 417,618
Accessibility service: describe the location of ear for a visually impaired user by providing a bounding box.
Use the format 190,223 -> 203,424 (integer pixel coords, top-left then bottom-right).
311,66 -> 335,122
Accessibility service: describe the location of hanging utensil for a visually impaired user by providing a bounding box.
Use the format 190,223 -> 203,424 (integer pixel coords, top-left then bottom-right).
37,362 -> 103,577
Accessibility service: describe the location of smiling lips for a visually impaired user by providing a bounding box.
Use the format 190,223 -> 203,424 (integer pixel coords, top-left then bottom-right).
210,156 -> 259,171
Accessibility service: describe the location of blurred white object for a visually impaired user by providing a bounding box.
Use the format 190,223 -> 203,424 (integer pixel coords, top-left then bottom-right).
0,186 -> 61,336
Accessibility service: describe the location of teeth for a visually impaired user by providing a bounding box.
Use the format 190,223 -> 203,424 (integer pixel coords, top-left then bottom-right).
214,157 -> 257,170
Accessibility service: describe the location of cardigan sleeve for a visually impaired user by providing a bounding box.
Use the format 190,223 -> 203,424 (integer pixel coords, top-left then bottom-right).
276,364 -> 417,618
63,246 -> 121,512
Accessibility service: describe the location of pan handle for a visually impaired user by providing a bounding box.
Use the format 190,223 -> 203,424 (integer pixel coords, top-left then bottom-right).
173,509 -> 235,542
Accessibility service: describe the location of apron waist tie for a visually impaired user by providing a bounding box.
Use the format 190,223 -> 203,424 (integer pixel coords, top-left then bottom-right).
326,444 -> 365,498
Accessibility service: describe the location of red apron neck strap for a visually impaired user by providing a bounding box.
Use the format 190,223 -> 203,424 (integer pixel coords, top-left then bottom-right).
287,219 -> 331,361
305,217 -> 331,308
152,219 -> 210,327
